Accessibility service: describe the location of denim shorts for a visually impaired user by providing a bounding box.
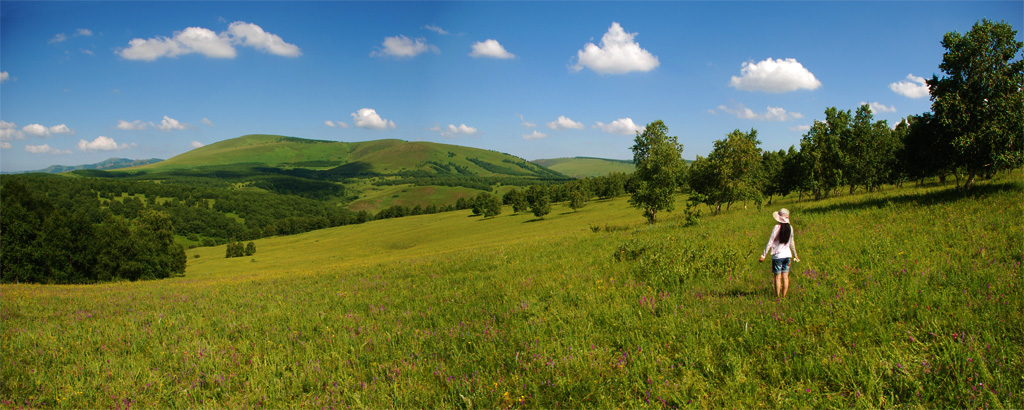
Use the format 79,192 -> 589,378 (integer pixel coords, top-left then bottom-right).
771,257 -> 791,274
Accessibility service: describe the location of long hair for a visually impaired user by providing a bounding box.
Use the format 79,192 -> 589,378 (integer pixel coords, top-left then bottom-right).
776,223 -> 791,245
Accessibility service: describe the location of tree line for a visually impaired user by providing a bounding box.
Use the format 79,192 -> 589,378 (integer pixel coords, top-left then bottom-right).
627,19 -> 1021,222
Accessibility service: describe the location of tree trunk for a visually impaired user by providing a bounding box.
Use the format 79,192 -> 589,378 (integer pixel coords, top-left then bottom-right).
964,172 -> 976,190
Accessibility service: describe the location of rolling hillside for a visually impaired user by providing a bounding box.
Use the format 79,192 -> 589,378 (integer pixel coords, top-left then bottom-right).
120,134 -> 570,212
532,157 -> 635,178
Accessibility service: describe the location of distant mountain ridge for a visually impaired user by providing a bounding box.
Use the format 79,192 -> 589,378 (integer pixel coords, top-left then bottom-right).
11,157 -> 163,174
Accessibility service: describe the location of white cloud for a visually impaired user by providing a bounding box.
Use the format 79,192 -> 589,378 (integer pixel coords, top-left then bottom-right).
1,121 -> 23,141
371,35 -> 438,58
118,21 -> 300,61
21,123 -> 74,137
190,141 -> 205,149
889,74 -> 929,98
0,142 -> 10,149
228,22 -> 302,57
440,124 -> 478,138
861,101 -> 897,113
324,120 -> 349,129
594,117 -> 643,135
546,115 -> 585,130
78,136 -> 133,152
325,120 -> 336,128
22,124 -> 49,137
351,108 -> 395,130
571,22 -> 659,74
523,130 -> 548,140
201,118 -> 214,126
80,48 -> 95,56
0,71 -> 9,83
518,114 -> 537,128
469,39 -> 515,59
714,104 -> 804,121
75,28 -> 93,37
729,58 -> 821,93
790,124 -> 811,132
25,144 -> 71,154
157,116 -> 187,131
424,25 -> 450,35
117,119 -> 151,130
175,27 -> 236,59
49,33 -> 68,44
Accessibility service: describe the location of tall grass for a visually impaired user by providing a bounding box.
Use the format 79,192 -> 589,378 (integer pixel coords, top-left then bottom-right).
1,176 -> 1020,408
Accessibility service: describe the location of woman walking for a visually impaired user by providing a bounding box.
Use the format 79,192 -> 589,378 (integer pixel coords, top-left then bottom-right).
759,208 -> 800,299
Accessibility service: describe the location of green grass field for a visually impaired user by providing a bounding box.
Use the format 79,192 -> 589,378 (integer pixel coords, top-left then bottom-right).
1,176 -> 1021,408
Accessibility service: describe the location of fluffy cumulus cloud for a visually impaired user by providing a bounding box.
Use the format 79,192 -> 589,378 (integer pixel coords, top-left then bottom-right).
157,116 -> 187,131
469,39 -> 515,59
190,141 -> 205,149
713,104 -> 804,121
571,22 -> 659,74
351,108 -> 396,130
546,115 -> 585,130
1,120 -> 23,141
594,118 -> 643,135
118,21 -> 301,61
438,124 -> 478,138
21,123 -> 74,137
861,101 -> 897,113
371,35 -> 438,58
729,58 -> 821,93
78,136 -> 133,152
117,119 -> 151,130
228,22 -> 302,57
25,144 -> 71,155
522,130 -> 548,140
0,71 -> 9,83
889,74 -> 929,98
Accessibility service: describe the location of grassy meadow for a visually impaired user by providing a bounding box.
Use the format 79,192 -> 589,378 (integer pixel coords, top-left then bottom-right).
1,175 -> 1021,408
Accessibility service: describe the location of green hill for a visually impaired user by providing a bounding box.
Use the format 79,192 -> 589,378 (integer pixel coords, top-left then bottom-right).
121,134 -> 569,211
533,157 -> 635,178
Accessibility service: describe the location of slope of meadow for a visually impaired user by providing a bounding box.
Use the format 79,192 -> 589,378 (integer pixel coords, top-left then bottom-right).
1,176 -> 1021,408
533,157 -> 635,178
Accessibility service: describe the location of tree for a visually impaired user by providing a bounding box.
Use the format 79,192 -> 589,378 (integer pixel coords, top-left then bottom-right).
568,189 -> 586,212
628,120 -> 685,223
928,19 -> 1024,189
245,241 -> 256,256
842,104 -> 899,193
503,188 -> 529,214
800,108 -> 848,199
687,129 -> 762,214
526,185 -> 551,218
474,192 -> 502,218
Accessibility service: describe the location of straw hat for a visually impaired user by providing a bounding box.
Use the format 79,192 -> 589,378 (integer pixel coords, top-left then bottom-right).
773,208 -> 790,224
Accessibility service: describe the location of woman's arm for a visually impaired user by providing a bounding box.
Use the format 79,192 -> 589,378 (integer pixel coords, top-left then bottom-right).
761,224 -> 780,259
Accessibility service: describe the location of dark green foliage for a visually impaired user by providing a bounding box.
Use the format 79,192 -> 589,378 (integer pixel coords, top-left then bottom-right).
503,188 -> 530,214
629,120 -> 685,223
928,19 -> 1024,188
569,189 -> 586,212
225,241 -> 252,258
526,185 -> 551,218
473,192 -> 502,218
1,178 -> 185,283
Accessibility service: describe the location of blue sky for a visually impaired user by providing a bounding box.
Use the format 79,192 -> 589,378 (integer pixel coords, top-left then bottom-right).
1,1 -> 1021,172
